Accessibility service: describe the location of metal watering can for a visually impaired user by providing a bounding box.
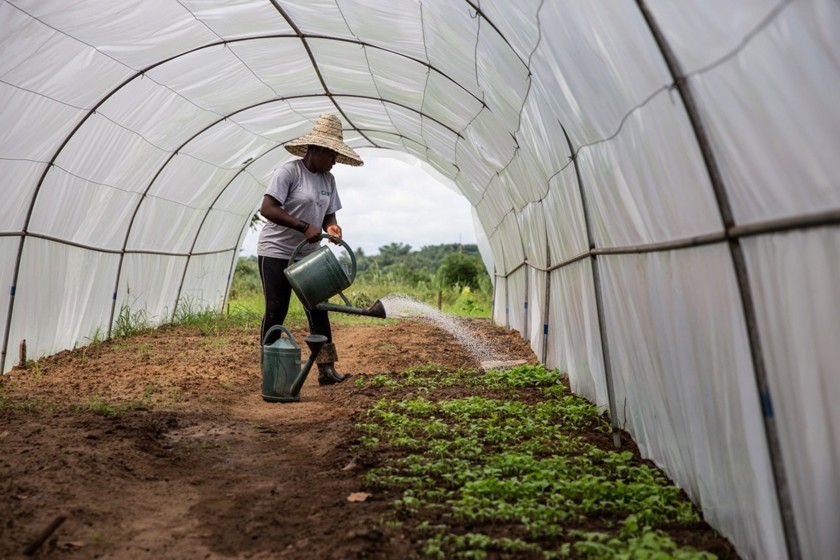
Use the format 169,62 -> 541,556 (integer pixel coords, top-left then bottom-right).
261,325 -> 327,402
284,234 -> 386,318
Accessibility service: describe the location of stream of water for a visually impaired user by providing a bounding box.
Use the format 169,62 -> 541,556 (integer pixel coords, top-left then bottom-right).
379,295 -> 511,366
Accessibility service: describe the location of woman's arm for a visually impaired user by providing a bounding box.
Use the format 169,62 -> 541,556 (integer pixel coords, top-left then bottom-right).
322,212 -> 342,239
260,195 -> 321,242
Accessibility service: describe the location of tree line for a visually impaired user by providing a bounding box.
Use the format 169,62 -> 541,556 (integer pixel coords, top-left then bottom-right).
347,242 -> 488,290
232,242 -> 489,299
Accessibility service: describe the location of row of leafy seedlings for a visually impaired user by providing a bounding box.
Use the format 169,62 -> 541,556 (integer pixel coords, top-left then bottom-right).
352,364 -> 728,559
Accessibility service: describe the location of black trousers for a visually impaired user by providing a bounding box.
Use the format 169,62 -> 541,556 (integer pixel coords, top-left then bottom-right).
258,255 -> 332,345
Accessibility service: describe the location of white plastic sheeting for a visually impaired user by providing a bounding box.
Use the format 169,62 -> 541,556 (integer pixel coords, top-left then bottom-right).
600,247 -> 786,558
1,1 -> 839,558
546,259 -> 607,411
741,229 -> 840,560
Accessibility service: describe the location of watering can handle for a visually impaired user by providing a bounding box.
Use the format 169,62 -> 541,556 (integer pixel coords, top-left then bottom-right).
262,324 -> 296,347
288,233 -> 356,284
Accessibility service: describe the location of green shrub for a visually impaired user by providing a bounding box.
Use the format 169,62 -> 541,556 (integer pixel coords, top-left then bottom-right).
436,252 -> 485,290
229,256 -> 261,299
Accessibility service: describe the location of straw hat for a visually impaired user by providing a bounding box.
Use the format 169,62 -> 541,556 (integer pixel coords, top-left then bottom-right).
284,113 -> 364,167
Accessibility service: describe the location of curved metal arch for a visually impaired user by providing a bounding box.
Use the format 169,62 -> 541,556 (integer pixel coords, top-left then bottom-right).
266,0 -> 486,105
0,1 -> 520,370
12,31 -> 472,247
2,48 -> 475,360
463,0 -> 531,69
12,26 -> 484,237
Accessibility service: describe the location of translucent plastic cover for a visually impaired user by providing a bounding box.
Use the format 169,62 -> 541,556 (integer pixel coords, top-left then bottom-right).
2,2 -> 838,557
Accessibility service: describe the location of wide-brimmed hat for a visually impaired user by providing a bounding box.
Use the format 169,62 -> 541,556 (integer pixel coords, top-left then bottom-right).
284,113 -> 364,167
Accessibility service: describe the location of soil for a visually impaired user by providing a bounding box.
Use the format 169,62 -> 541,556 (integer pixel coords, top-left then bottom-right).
0,318 -> 738,559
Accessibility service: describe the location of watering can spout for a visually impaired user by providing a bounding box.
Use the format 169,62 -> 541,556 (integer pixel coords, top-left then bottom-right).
289,335 -> 328,396
284,235 -> 387,319
314,299 -> 387,318
367,299 -> 386,319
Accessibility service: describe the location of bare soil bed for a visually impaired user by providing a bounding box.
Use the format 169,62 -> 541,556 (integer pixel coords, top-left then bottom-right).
0,318 -> 737,559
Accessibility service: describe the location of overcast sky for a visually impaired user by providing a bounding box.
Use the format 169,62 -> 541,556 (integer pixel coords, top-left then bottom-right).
240,151 -> 478,256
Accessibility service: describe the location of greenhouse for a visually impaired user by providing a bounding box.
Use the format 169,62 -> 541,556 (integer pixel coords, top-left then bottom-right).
1,1 -> 838,559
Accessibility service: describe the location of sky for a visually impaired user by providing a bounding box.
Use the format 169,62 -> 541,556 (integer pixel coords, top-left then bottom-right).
240,151 -> 478,257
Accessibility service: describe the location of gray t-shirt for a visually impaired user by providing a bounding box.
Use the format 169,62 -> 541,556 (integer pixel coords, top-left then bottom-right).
257,159 -> 342,259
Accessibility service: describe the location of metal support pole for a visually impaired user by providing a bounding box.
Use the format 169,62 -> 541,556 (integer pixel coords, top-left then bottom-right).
501,245 -> 510,329
559,123 -> 622,448
490,265 -> 496,321
635,2 -> 799,557
542,243 -> 551,365
0,246 -> 22,372
590,255 -> 621,448
523,263 -> 529,341
505,272 -> 510,330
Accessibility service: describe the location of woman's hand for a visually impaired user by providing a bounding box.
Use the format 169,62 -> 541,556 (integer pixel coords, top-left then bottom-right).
304,223 -> 322,243
326,224 -> 342,243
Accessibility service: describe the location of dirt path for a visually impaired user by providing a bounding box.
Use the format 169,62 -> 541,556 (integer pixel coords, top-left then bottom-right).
1,319 -> 537,559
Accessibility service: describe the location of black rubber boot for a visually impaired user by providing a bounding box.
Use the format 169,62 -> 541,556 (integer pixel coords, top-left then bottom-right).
316,342 -> 349,385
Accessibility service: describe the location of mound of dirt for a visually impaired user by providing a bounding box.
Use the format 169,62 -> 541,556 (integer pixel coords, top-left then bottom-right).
0,318 -> 538,559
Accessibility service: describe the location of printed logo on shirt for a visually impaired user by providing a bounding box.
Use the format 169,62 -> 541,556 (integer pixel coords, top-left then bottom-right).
320,190 -> 331,196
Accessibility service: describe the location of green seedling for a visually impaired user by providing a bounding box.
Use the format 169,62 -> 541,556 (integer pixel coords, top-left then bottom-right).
354,364 -> 716,559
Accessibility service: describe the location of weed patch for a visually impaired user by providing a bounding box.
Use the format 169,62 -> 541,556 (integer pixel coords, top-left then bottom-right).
68,393 -> 151,416
0,389 -> 41,413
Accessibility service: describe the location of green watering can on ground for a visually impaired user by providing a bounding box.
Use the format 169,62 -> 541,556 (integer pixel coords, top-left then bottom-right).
260,324 -> 327,402
284,234 -> 386,319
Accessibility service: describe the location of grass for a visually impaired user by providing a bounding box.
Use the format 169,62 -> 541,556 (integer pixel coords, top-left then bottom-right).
100,254 -> 493,345
69,393 -> 151,416
353,364 -> 718,559
0,387 -> 41,412
112,302 -> 152,338
223,285 -> 464,329
175,296 -> 265,333
228,253 -> 494,326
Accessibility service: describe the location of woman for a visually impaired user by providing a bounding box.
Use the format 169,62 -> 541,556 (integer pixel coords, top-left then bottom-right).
257,113 -> 363,384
